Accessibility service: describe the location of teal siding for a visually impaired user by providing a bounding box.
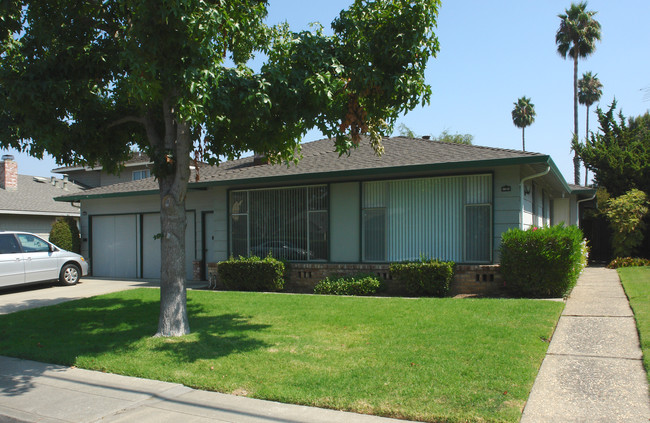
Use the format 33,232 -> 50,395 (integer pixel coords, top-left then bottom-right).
330,182 -> 360,262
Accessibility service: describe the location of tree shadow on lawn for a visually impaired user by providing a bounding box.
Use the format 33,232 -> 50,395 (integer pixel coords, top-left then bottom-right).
0,293 -> 271,378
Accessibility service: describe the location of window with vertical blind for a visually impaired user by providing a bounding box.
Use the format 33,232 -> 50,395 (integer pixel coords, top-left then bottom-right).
362,174 -> 492,263
229,185 -> 328,261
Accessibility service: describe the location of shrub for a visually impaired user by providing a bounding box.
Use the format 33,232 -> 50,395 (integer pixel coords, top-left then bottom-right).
499,225 -> 587,298
217,255 -> 285,292
607,257 -> 650,269
389,258 -> 455,297
49,217 -> 81,253
314,274 -> 382,296
604,189 -> 649,258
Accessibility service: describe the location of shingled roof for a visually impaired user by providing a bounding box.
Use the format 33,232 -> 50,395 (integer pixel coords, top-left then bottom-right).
52,151 -> 151,173
1,174 -> 83,216
56,137 -> 563,201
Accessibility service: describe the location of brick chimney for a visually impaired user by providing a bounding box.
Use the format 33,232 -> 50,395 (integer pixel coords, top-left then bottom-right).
0,155 -> 18,191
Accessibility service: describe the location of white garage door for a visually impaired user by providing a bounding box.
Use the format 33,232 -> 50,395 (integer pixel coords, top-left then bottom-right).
142,213 -> 161,279
91,215 -> 138,278
92,212 -> 196,280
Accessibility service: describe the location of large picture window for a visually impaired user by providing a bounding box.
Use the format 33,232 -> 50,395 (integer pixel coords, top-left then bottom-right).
230,185 -> 328,261
362,174 -> 492,263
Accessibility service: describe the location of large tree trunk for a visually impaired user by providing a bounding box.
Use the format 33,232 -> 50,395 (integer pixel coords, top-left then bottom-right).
573,55 -> 580,185
522,127 -> 525,152
149,105 -> 192,337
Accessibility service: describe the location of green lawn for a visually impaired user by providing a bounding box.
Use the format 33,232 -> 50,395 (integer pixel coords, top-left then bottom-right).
0,289 -> 564,423
618,266 -> 650,380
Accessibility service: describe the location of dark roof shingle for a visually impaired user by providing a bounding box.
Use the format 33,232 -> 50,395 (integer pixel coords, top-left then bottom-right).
56,137 -> 550,200
1,175 -> 83,215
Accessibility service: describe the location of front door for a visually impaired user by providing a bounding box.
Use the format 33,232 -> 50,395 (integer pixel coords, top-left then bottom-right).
202,211 -> 215,280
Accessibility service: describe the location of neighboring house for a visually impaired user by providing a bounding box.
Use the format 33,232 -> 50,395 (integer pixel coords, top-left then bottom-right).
0,155 -> 83,239
52,152 -> 153,188
55,137 -> 595,292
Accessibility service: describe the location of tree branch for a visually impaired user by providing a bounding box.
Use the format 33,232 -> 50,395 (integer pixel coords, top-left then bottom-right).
143,110 -> 162,149
106,115 -> 144,129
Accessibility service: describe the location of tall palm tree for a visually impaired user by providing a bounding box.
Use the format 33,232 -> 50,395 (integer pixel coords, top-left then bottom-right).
578,71 -> 603,185
511,96 -> 536,152
556,1 -> 601,184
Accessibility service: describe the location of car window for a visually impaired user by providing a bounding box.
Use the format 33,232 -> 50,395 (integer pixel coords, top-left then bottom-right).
16,234 -> 50,253
0,234 -> 22,254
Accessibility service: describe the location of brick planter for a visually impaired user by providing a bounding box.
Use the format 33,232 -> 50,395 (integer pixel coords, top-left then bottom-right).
206,261 -> 504,296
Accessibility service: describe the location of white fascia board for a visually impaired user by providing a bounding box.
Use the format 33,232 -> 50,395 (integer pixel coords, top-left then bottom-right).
0,210 -> 80,217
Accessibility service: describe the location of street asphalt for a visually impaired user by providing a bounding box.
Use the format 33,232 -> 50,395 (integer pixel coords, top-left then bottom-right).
0,269 -> 649,422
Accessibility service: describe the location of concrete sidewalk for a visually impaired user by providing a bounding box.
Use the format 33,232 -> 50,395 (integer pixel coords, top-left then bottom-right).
521,266 -> 650,422
0,356 -> 410,423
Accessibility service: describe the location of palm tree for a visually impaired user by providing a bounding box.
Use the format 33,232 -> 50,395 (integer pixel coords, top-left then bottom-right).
511,96 -> 536,152
578,71 -> 603,184
556,1 -> 601,184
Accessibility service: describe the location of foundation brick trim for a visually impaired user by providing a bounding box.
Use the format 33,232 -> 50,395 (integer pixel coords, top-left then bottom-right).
206,261 -> 504,296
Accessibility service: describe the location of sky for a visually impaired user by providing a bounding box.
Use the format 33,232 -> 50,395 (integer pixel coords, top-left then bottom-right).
2,0 -> 649,184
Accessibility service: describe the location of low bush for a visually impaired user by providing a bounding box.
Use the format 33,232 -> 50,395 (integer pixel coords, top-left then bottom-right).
389,259 -> 455,297
607,257 -> 650,269
314,274 -> 381,296
217,255 -> 285,292
49,217 -> 81,253
499,225 -> 587,298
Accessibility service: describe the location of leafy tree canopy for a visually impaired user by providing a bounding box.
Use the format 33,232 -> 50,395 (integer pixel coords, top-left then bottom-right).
432,129 -> 473,145
573,101 -> 650,196
0,0 -> 441,336
396,124 -> 473,145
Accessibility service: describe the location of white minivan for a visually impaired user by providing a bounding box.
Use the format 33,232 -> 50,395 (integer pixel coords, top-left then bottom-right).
0,231 -> 89,289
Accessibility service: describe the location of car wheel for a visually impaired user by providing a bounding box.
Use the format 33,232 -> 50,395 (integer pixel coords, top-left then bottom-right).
59,264 -> 81,286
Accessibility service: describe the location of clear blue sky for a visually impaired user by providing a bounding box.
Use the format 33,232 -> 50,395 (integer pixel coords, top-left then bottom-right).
2,0 -> 648,184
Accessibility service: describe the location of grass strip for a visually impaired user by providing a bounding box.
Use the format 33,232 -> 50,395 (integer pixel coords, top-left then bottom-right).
618,266 -> 650,381
0,289 -> 563,423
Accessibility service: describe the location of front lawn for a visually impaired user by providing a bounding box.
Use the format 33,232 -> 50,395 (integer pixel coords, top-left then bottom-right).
618,266 -> 650,380
0,289 -> 563,423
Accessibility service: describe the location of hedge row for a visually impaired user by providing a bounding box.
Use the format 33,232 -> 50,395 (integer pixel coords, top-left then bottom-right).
217,255 -> 285,292
607,257 -> 650,269
314,274 -> 381,296
499,225 -> 587,298
389,259 -> 455,297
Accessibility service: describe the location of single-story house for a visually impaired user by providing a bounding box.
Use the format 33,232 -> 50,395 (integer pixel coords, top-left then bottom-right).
1,155 -> 83,239
56,137 -> 595,293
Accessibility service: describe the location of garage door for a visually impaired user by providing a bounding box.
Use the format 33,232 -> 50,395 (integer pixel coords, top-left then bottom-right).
91,215 -> 138,278
142,214 -> 161,279
92,212 -> 196,280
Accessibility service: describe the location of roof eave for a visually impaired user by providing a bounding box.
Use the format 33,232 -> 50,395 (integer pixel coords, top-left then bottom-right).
56,155 -> 558,201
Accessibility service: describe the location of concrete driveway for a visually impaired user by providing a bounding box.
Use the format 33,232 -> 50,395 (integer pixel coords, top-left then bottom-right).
0,277 -> 209,315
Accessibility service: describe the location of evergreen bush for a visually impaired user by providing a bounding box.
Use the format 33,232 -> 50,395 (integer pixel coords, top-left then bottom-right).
606,257 -> 650,269
314,274 -> 382,296
389,258 -> 455,297
48,217 -> 80,253
217,255 -> 284,292
499,225 -> 587,298
604,189 -> 649,258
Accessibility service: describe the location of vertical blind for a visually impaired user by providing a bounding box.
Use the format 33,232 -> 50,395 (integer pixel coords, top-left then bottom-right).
362,174 -> 492,263
230,185 -> 328,261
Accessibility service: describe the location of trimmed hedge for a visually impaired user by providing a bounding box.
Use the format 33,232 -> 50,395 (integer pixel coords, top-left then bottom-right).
49,217 -> 81,253
607,257 -> 650,269
314,274 -> 381,296
217,255 -> 285,292
389,259 -> 455,297
499,225 -> 587,298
